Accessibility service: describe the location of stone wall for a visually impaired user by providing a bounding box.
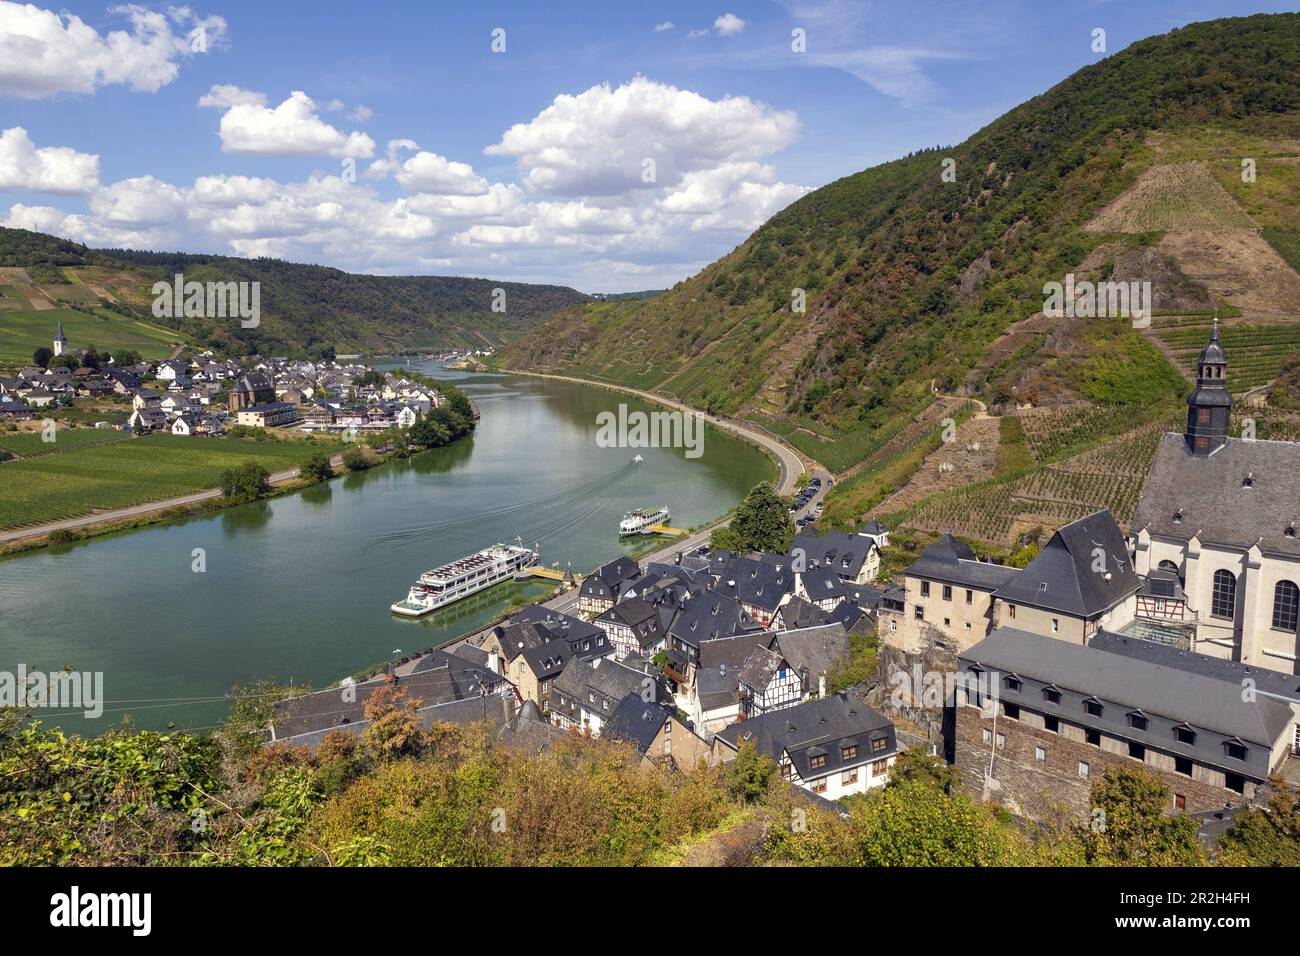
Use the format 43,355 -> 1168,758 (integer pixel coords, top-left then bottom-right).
953,703 -> 1251,821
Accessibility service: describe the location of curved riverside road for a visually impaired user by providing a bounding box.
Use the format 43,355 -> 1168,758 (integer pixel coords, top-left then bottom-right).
496,369 -> 810,495
0,453 -> 347,544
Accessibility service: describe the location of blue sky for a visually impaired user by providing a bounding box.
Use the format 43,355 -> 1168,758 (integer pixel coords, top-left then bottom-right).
0,0 -> 1294,291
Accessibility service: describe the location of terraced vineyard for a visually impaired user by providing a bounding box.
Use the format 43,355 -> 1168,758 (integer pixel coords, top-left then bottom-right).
0,435 -> 335,531
1152,318 -> 1300,392
1017,403 -> 1147,462
0,428 -> 132,459
890,420 -> 1167,547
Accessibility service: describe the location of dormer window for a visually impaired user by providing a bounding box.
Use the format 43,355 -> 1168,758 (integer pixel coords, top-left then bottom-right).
1243,473 -> 1254,489
1083,698 -> 1103,718
1004,675 -> 1022,693
1172,510 -> 1183,525
1287,524 -> 1296,540
1224,740 -> 1247,761
1174,724 -> 1196,746
1042,685 -> 1061,704
1127,711 -> 1148,731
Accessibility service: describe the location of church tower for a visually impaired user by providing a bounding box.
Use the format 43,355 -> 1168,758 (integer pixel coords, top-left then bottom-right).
1184,319 -> 1230,456
53,321 -> 67,357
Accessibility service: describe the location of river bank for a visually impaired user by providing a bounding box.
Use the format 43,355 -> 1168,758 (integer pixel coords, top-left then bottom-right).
0,368 -> 775,734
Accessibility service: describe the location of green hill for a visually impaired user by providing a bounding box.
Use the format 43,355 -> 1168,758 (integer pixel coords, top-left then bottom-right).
502,13 -> 1300,543
0,228 -> 589,360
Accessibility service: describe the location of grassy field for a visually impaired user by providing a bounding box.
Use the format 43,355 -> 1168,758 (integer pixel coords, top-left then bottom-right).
0,308 -> 184,364
0,434 -> 339,531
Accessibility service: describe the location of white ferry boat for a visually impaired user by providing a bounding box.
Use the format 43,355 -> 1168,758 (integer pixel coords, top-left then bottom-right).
619,506 -> 670,536
391,542 -> 536,617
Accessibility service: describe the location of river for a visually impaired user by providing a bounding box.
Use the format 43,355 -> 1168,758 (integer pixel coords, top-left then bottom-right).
0,364 -> 774,734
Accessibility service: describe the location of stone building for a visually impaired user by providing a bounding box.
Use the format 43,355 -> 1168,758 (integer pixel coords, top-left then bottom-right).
1131,321 -> 1300,673
878,533 -> 1018,654
990,509 -> 1140,644
953,627 -> 1297,820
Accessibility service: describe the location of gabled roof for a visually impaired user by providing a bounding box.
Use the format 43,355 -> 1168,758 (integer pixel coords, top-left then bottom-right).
1089,630 -> 1300,704
799,568 -> 848,603
960,628 -> 1294,746
666,589 -> 761,646
697,630 -> 767,671
719,555 -> 794,612
715,691 -> 895,781
777,594 -> 829,629
791,530 -> 875,577
603,693 -> 672,755
1133,433 -> 1300,555
906,533 -> 1019,590
993,509 -> 1139,618
738,645 -> 784,691
551,657 -> 663,712
770,623 -> 850,681
593,555 -> 641,587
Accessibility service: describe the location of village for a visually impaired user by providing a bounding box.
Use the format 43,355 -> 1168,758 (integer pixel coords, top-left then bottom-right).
267,325 -> 1300,849
0,322 -> 448,437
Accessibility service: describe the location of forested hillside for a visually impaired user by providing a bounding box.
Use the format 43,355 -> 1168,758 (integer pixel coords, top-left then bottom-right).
0,228 -> 589,358
503,13 -> 1300,546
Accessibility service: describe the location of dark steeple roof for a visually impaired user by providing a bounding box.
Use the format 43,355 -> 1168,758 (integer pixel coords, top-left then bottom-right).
1185,318 -> 1231,456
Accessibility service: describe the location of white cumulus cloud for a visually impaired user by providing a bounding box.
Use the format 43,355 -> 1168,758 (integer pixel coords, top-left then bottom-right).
0,2 -> 226,98
216,91 -> 376,158
0,127 -> 99,193
198,84 -> 266,109
714,13 -> 747,36
485,76 -> 798,197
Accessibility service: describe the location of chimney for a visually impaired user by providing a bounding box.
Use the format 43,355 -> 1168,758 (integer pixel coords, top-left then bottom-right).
818,674 -> 826,698
488,649 -> 500,674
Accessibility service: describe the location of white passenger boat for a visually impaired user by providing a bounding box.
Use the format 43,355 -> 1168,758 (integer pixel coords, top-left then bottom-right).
391,542 -> 536,616
619,506 -> 670,536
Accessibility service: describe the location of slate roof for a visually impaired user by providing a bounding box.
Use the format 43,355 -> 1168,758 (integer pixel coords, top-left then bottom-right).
799,568 -> 849,605
666,589 -> 761,647
993,509 -> 1139,618
770,624 -> 851,683
776,594 -> 830,629
271,652 -> 506,741
827,600 -> 869,633
550,658 -> 667,718
603,693 -> 672,755
961,628 -> 1295,746
906,533 -> 1020,590
498,699 -> 568,754
695,665 -> 741,712
592,555 -> 641,587
737,645 -> 784,692
719,555 -> 794,613
790,530 -> 875,579
1090,630 -> 1300,704
697,630 -> 768,671
715,690 -> 896,781
275,693 -> 516,750
1133,433 -> 1300,556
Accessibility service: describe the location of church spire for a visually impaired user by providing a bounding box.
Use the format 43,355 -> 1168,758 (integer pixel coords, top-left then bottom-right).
1184,320 -> 1230,456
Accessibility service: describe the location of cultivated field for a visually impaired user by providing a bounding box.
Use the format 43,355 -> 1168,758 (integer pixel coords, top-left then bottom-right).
1153,318 -> 1300,392
1085,161 -> 1256,233
0,308 -> 184,363
0,428 -> 132,459
891,418 -> 1170,548
0,435 -> 336,531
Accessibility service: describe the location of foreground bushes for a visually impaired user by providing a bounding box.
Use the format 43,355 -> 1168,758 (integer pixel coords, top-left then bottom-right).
0,693 -> 1290,866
